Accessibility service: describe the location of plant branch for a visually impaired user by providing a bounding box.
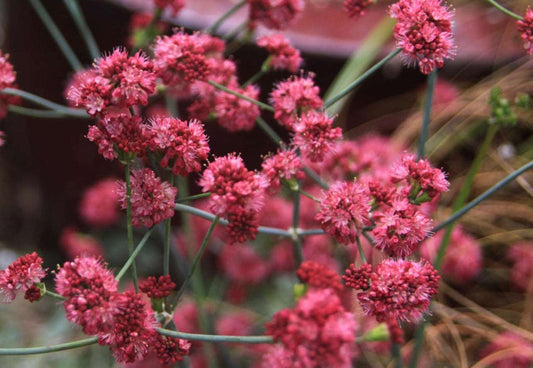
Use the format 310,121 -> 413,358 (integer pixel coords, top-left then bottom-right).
2,88 -> 88,117
486,0 -> 523,20
116,228 -> 154,281
207,0 -> 247,34
0,337 -> 98,355
156,327 -> 273,344
417,69 -> 437,159
63,0 -> 100,60
208,80 -> 274,112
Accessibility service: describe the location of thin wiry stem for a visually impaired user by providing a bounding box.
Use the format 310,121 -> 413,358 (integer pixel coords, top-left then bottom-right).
0,337 -> 98,355
207,0 -> 247,34
116,228 -> 154,281
486,0 -> 523,20
125,164 -> 139,292
63,0 -> 100,60
208,80 -> 275,112
417,69 -> 437,159
8,105 -> 88,119
2,88 -> 88,117
156,327 -> 273,344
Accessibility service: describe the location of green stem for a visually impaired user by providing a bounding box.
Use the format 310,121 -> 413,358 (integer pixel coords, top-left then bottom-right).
116,228 -> 154,281
63,0 -> 100,60
208,80 -> 274,112
299,189 -> 319,202
156,327 -> 273,344
256,116 -> 283,145
207,0 -> 247,34
8,105 -> 88,119
0,337 -> 98,355
44,290 -> 65,301
417,69 -> 437,159
292,184 -> 303,267
322,48 -> 401,109
28,0 -> 83,71
356,235 -> 367,263
393,343 -> 403,368
486,0 -> 523,20
408,321 -> 426,368
173,215 -> 220,305
176,192 -> 212,203
164,175 -> 175,276
243,68 -> 268,88
297,229 -> 325,237
303,167 -> 329,190
2,88 -> 88,116
125,164 -> 139,292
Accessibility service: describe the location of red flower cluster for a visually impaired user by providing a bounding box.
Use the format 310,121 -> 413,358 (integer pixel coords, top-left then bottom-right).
261,147 -> 304,191
0,252 -> 46,304
59,228 -> 104,259
343,0 -> 373,20
248,0 -> 305,30
518,7 -> 533,56
389,0 -> 455,74
139,275 -> 176,299
0,50 -> 20,119
213,82 -> 260,132
293,110 -> 342,162
297,260 -> 343,292
257,33 -> 302,73
79,178 -> 121,227
117,168 -> 177,228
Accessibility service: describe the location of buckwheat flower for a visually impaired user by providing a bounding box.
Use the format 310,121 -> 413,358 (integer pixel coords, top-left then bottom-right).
297,260 -> 343,292
372,196 -> 432,257
0,252 -> 46,304
59,228 -> 104,259
153,0 -> 185,16
96,49 -> 157,107
248,0 -> 305,30
199,154 -> 267,215
389,0 -> 455,74
152,334 -> 191,365
518,7 -> 533,56
219,243 -> 270,284
357,259 -> 440,323
315,181 -> 372,245
270,75 -> 323,129
257,33 -> 302,73
79,178 -> 121,227
507,241 -> 533,291
66,69 -> 112,116
153,30 -> 210,87
226,207 -> 261,244
213,81 -> 260,132
344,0 -> 373,20
0,50 -> 21,119
87,111 -> 151,160
148,116 -> 210,176
117,168 -> 177,228
480,332 -> 533,368
98,290 -> 156,363
293,110 -> 342,162
420,226 -> 482,283
139,275 -> 176,299
55,256 -> 118,335
261,147 -> 304,191
264,288 -> 356,368
391,153 -> 449,201
343,262 -> 372,290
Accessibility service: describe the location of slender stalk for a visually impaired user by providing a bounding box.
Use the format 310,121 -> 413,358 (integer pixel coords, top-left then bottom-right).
322,49 -> 401,109
116,228 -> 154,281
63,0 -> 100,60
125,164 -> 139,292
299,189 -> 319,202
417,69 -> 437,159
256,116 -> 283,145
0,337 -> 98,355
208,81 -> 274,112
28,0 -> 83,71
355,235 -> 367,263
164,175 -> 175,275
408,322 -> 426,368
393,343 -> 403,368
303,167 -> 329,190
8,105 -> 88,119
156,327 -> 273,344
173,216 -> 220,305
2,88 -> 88,116
486,0 -> 523,20
44,290 -> 65,301
207,0 -> 247,34
176,192 -> 211,202
292,184 -> 303,267
297,229 -> 325,237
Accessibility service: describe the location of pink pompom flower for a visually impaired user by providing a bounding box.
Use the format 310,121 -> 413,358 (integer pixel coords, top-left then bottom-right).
257,33 -> 302,73
293,110 -> 342,163
0,252 -> 46,304
248,0 -> 305,30
518,7 -> 533,56
79,178 -> 121,227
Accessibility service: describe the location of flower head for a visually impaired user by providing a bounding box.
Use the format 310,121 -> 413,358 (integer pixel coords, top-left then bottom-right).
66,69 -> 112,116
344,0 -> 373,20
59,228 -> 104,259
213,81 -> 260,132
293,110 -> 342,163
0,252 -> 46,304
389,0 -> 455,74
518,7 -> 533,56
480,332 -> 533,368
0,50 -> 21,119
297,261 -> 343,292
139,275 -> 176,299
257,33 -> 302,72
508,241 -> 533,291
248,0 -> 305,30
261,147 -> 304,191
118,168 -> 178,228
79,178 -> 121,227
152,334 -> 191,365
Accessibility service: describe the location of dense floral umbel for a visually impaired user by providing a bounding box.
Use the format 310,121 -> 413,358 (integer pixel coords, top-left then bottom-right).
0,50 -> 21,119
148,116 -> 210,175
117,168 -> 177,228
343,263 -> 372,291
261,147 -> 304,191
55,256 -> 118,335
152,334 -> 191,365
213,81 -> 260,132
0,252 -> 46,304
518,7 -> 533,56
270,75 -> 323,130
248,0 -> 305,30
297,261 -> 343,292
507,242 -> 533,291
357,259 -> 439,323
372,196 -> 432,257
87,112 -> 150,160
257,34 -> 302,73
479,332 -> 533,368
343,0 -> 373,19
293,110 -> 342,162
263,288 -> 356,368
139,275 -> 176,299
316,181 -> 372,245
389,0 -> 455,74
79,178 -> 121,227
153,30 -> 210,88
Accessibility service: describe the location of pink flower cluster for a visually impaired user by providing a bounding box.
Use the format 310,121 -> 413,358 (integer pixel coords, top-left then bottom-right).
296,260 -> 343,292
0,50 -> 20,120
55,256 -> 190,364
79,178 -> 121,227
389,0 -> 456,74
257,33 -> 302,73
139,275 -> 176,299
507,241 -> 533,291
262,288 -> 356,368
480,332 -> 533,368
117,168 -> 177,228
248,0 -> 305,30
0,252 -> 46,303
199,154 -> 268,243
518,7 -> 533,56
343,0 -> 373,20
60,228 -> 104,259
261,147 -> 304,191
